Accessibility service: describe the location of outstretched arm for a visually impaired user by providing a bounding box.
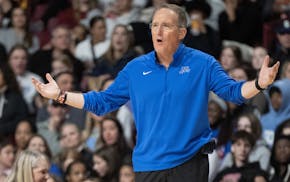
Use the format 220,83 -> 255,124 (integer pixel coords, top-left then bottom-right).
32,73 -> 84,109
241,55 -> 280,99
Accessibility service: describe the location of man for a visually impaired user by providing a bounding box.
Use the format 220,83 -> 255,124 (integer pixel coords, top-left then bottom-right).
32,4 -> 279,182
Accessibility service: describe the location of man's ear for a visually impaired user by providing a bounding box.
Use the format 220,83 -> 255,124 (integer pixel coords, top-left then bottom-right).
178,27 -> 187,40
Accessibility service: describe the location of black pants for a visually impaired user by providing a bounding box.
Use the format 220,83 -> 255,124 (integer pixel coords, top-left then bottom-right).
135,152 -> 209,182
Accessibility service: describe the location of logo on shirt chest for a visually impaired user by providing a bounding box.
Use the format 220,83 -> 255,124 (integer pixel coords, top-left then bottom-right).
179,66 -> 191,74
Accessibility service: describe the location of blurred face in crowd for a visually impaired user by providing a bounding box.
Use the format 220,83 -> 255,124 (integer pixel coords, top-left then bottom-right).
61,124 -> 82,150
12,8 -> 26,29
119,165 -> 135,182
112,25 -> 130,53
102,119 -> 119,146
270,92 -> 282,111
274,138 -> 290,164
91,19 -> 106,43
0,144 -> 15,169
93,154 -> 108,177
27,136 -> 46,154
66,162 -> 87,182
231,139 -> 251,164
51,27 -> 71,51
9,48 -> 27,76
55,73 -> 74,91
15,120 -> 33,150
277,32 -> 290,49
115,0 -> 132,13
32,158 -> 50,182
151,8 -> 186,58
229,67 -> 248,81
220,47 -> 238,71
252,47 -> 267,70
237,116 -> 252,134
52,59 -> 73,76
282,62 -> 290,79
208,101 -> 222,126
47,102 -> 68,124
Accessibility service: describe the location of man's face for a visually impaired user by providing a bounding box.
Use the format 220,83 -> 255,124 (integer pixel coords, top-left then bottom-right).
151,8 -> 186,57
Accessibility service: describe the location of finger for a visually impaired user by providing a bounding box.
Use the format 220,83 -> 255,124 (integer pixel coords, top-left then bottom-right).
262,55 -> 270,68
272,61 -> 280,72
46,73 -> 56,84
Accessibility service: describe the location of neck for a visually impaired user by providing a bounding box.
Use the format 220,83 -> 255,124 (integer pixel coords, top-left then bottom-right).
114,49 -> 125,61
157,53 -> 173,68
234,159 -> 246,168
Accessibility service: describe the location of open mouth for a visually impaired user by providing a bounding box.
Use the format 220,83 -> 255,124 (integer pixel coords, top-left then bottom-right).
157,38 -> 163,43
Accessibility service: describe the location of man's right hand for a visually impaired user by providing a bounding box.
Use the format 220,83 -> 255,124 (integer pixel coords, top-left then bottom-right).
32,73 -> 61,100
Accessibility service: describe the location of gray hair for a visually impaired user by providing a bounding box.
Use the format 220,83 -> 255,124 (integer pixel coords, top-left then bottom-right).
152,3 -> 187,28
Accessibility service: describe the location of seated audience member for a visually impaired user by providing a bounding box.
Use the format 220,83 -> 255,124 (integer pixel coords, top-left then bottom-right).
0,62 -> 28,136
37,100 -> 68,156
269,135 -> 290,182
51,55 -> 74,76
14,119 -> 36,155
261,79 -> 290,147
65,160 -> 89,182
75,16 -> 110,72
0,137 -> 15,181
8,44 -> 43,115
220,112 -> 271,171
183,0 -> 221,58
119,157 -> 135,182
6,150 -> 50,182
36,71 -> 87,130
93,146 -> 120,182
59,123 -> 94,175
219,45 -> 243,72
251,46 -> 268,73
0,7 -> 39,53
26,134 -> 62,179
97,117 -> 132,162
91,24 -> 139,78
281,61 -> 290,79
29,25 -> 84,83
214,131 -> 263,182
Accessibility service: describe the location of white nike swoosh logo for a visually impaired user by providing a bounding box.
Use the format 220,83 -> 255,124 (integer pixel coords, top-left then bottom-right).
143,71 -> 152,75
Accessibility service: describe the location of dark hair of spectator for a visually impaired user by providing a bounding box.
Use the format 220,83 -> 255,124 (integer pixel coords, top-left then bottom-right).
0,62 -> 21,93
231,130 -> 255,147
25,134 -> 52,159
89,16 -> 105,29
8,44 -> 29,61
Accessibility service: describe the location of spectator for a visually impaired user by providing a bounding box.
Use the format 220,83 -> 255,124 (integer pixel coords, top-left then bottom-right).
220,112 -> 271,171
26,134 -> 62,179
0,62 -> 28,136
37,100 -> 68,156
214,131 -> 262,182
252,46 -> 268,73
75,16 -> 110,72
0,137 -> 15,180
0,0 -> 18,28
0,7 -> 39,53
65,160 -> 89,182
92,24 -> 139,78
219,45 -> 243,72
14,119 -> 36,155
281,61 -> 290,79
183,0 -> 221,58
51,55 -> 74,76
261,79 -> 290,147
93,146 -> 120,182
29,25 -> 84,83
269,135 -> 290,182
8,44 -> 43,115
6,150 -> 50,182
119,157 -> 135,182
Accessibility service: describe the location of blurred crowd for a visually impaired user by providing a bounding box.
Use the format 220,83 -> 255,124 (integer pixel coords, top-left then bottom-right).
0,0 -> 290,181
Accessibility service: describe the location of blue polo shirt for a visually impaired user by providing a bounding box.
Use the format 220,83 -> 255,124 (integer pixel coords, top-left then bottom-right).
83,44 -> 245,171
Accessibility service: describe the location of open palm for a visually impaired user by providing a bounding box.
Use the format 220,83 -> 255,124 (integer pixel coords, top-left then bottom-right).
32,73 -> 60,100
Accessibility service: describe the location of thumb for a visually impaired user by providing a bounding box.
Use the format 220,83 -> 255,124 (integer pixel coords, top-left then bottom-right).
46,73 -> 56,84
262,55 -> 270,68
